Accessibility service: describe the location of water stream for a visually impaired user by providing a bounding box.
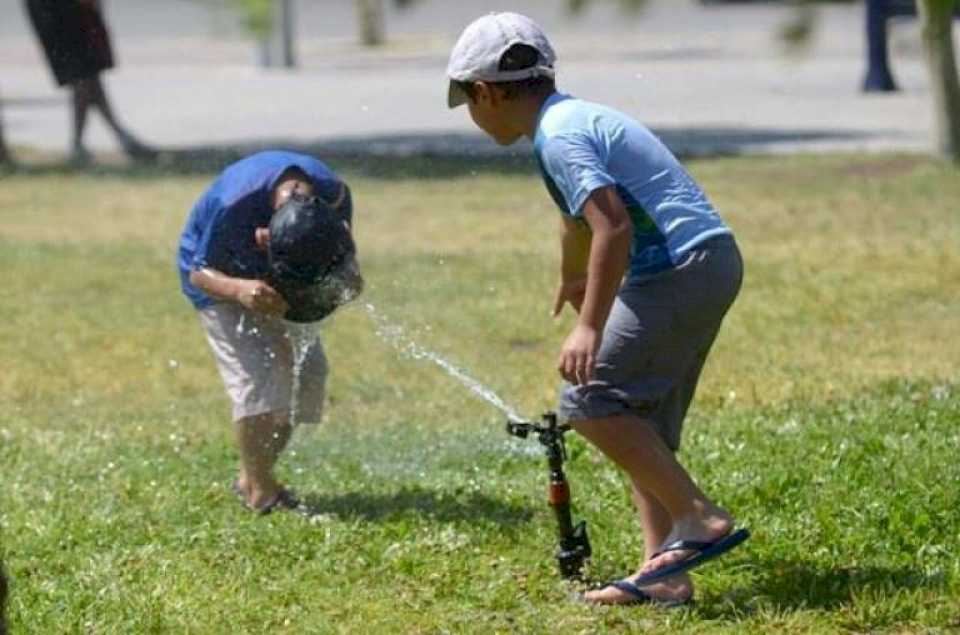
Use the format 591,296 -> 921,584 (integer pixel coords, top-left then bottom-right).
362,302 -> 525,424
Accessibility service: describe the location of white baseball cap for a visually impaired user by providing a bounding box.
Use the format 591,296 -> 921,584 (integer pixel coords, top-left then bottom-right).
446,12 -> 557,109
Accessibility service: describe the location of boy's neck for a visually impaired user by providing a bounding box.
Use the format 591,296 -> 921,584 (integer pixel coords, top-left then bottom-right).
518,91 -> 555,141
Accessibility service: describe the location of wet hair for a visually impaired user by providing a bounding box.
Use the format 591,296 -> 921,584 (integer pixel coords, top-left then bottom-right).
453,43 -> 556,103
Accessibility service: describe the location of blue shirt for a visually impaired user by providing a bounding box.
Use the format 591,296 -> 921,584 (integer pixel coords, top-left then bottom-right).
177,150 -> 345,310
533,93 -> 731,278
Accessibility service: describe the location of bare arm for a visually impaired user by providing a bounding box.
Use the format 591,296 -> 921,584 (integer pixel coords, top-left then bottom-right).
552,214 -> 592,316
189,268 -> 288,316
578,186 -> 632,332
557,185 -> 633,385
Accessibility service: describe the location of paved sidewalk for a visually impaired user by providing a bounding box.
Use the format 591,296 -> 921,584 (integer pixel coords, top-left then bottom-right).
0,0 -> 944,160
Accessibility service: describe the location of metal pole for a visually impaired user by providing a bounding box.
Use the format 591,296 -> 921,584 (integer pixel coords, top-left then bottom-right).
863,0 -> 899,91
278,0 -> 296,68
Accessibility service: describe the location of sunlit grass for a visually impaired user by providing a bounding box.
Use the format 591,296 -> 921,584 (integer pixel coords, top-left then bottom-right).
1,153 -> 958,632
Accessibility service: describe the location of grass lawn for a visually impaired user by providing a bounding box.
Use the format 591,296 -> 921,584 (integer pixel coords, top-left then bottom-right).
1,152 -> 958,633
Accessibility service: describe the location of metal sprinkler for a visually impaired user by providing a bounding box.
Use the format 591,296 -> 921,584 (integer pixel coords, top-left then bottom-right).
506,411 -> 591,580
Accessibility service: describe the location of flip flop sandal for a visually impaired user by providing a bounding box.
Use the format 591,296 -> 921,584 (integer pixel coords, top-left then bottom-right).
574,579 -> 692,608
249,488 -> 301,516
631,527 -> 751,586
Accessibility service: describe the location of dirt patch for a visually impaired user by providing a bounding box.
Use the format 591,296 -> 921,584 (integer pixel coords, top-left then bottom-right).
839,155 -> 931,179
508,338 -> 542,351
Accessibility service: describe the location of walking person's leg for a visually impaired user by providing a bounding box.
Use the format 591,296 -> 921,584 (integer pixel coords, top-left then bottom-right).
69,78 -> 94,164
73,75 -> 155,161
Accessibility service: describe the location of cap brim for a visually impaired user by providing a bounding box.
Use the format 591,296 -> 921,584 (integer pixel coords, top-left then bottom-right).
447,80 -> 468,109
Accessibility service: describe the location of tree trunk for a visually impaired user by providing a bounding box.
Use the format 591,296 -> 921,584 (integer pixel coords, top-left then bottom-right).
916,0 -> 960,163
357,0 -> 385,46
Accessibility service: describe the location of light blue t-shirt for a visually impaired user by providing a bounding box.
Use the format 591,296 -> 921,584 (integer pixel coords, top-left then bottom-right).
533,93 -> 731,278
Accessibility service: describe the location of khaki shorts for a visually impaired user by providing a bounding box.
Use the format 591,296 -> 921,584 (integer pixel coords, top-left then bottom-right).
198,303 -> 328,424
559,235 -> 743,450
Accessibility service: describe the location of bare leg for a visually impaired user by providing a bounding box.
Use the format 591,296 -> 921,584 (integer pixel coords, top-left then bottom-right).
77,75 -> 156,159
572,415 -> 735,585
234,411 -> 294,509
583,482 -> 693,604
70,79 -> 95,163
87,77 -> 120,129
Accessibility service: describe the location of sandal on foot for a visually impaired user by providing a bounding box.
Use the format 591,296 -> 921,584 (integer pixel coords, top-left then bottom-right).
632,527 -> 751,586
576,579 -> 692,608
248,488 -> 301,516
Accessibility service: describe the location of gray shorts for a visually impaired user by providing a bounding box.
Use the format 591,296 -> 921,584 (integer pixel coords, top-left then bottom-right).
559,235 -> 743,450
198,303 -> 328,424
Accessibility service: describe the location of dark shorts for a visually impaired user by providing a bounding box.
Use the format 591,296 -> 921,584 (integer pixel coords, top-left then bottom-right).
558,235 -> 743,450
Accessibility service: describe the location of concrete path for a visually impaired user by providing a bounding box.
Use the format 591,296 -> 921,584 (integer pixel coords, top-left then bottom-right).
0,0 -> 945,160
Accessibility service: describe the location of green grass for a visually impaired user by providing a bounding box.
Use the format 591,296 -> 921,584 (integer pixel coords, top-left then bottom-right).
1,153 -> 959,633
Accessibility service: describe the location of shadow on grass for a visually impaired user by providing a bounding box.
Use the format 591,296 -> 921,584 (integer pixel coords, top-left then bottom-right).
696,557 -> 946,620
3,125 -> 879,181
4,134 -> 536,181
301,485 -> 534,526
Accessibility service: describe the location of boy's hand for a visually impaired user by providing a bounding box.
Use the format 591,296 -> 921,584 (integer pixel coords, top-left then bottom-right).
236,280 -> 289,316
558,323 -> 600,386
552,278 -> 587,316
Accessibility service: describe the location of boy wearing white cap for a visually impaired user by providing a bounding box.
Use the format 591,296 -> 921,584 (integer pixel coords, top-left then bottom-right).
448,13 -> 749,606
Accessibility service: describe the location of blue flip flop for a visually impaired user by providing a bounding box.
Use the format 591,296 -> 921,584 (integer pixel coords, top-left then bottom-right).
575,579 -> 691,608
631,527 -> 751,586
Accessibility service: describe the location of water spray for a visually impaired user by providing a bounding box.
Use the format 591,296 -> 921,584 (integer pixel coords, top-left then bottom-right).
362,304 -> 590,578
506,411 -> 591,580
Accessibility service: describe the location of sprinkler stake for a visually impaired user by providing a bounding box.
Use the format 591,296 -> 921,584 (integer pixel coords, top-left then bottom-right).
507,412 -> 591,580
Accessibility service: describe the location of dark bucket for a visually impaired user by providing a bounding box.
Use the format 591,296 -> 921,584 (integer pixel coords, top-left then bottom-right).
266,194 -> 359,323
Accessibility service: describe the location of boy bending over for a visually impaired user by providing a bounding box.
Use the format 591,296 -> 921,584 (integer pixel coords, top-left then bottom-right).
177,150 -> 360,514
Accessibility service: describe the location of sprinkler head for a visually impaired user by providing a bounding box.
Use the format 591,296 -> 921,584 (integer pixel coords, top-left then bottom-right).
505,420 -> 531,439
505,412 -> 563,439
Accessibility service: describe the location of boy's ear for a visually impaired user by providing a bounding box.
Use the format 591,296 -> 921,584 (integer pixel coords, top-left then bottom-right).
473,80 -> 498,105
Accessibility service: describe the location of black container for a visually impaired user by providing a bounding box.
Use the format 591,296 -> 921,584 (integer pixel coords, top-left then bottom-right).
266,194 -> 357,323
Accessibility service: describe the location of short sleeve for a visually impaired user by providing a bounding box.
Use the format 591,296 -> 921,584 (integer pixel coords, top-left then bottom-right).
538,132 -> 615,216
190,194 -> 224,270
